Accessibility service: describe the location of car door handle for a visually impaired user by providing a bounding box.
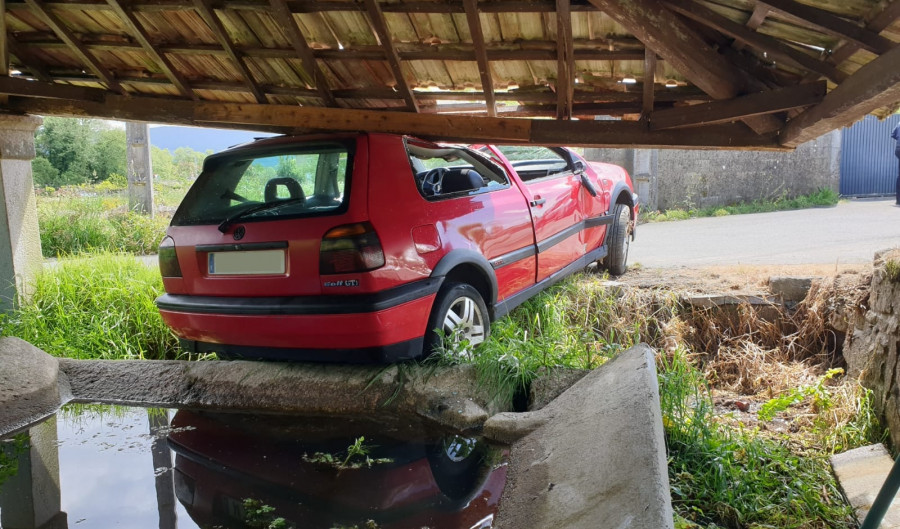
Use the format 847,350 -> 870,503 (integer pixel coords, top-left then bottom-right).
529,198 -> 546,207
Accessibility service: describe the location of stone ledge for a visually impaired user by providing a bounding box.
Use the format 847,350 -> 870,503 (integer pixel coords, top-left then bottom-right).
831,444 -> 900,528
0,337 -> 65,435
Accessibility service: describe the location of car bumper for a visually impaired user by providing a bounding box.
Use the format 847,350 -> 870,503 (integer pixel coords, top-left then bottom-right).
157,278 -> 439,362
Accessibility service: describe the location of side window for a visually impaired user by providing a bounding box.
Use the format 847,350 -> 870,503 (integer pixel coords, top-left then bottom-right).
406,141 -> 511,200
495,146 -> 570,182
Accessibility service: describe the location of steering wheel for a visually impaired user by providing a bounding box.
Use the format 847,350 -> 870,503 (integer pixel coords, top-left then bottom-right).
423,167 -> 448,196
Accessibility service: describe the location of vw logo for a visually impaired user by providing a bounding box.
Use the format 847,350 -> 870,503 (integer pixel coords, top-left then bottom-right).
233,226 -> 246,241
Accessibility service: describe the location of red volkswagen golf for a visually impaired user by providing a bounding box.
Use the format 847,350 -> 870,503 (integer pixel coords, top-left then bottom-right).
157,134 -> 637,362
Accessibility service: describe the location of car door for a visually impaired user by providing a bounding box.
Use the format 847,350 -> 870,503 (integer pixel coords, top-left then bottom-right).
569,150 -> 613,256
489,146 -> 586,283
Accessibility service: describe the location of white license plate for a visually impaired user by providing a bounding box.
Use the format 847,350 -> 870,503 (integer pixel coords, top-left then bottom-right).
208,249 -> 285,275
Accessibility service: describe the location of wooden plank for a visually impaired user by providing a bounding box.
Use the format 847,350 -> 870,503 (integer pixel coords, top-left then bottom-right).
0,0 -> 7,76
760,0 -> 893,56
665,0 -> 847,85
734,4 -> 768,51
650,81 -> 825,130
827,0 -> 900,67
3,92 -> 784,148
0,74 -> 107,100
362,0 -> 418,112
555,0 -> 573,120
642,47 -> 655,118
7,36 -> 53,81
463,0 -> 495,116
23,0 -> 125,93
105,0 -> 195,99
192,0 -> 266,103
268,0 -> 335,106
781,43 -> 900,147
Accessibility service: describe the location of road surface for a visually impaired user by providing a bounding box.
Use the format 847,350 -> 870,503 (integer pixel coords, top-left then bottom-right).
629,198 -> 900,268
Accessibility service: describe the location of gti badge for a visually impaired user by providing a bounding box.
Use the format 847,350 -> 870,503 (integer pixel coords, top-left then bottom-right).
233,226 -> 246,241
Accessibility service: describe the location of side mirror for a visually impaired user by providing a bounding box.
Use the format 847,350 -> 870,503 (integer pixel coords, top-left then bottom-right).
572,159 -> 586,175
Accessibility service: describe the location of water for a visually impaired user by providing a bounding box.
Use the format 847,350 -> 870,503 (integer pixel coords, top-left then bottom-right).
0,405 -> 507,529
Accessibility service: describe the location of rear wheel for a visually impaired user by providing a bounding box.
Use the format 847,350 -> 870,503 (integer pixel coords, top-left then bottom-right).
604,203 -> 632,276
424,282 -> 489,358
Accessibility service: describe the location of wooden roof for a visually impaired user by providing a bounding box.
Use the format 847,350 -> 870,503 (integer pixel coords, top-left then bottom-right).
1,0 -> 899,148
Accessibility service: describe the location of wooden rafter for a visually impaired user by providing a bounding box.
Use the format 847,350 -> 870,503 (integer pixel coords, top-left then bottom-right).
7,36 -> 52,81
827,0 -> 900,67
0,0 -> 7,76
362,0 -> 418,112
3,90 -> 784,149
665,0 -> 846,85
650,81 -> 825,130
105,0 -> 195,99
781,45 -> 900,147
463,0 -> 495,117
760,0 -> 893,56
23,0 -> 125,93
268,0 -> 336,106
642,47 -> 655,118
734,4 -> 768,51
555,0 -> 573,120
192,0 -> 266,103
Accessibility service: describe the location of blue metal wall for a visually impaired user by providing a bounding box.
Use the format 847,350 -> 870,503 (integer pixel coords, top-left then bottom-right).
840,114 -> 900,196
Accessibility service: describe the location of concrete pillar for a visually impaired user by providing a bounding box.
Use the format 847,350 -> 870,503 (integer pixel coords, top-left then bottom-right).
126,121 -> 154,217
0,416 -> 67,529
631,148 -> 659,212
0,114 -> 43,312
149,410 -> 176,529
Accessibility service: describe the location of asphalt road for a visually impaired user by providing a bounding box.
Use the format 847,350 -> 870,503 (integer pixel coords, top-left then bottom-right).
629,198 -> 900,268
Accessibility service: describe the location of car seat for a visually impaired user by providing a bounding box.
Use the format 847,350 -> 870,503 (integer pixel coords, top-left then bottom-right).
264,177 -> 305,202
441,169 -> 483,194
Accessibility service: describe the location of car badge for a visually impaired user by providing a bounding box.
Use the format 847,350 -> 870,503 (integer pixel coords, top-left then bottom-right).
233,226 -> 246,241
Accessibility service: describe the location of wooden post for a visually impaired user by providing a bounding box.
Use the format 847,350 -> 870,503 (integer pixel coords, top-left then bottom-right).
126,121 -> 154,217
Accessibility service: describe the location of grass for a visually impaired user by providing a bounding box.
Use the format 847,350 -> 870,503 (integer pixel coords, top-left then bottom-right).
1,252 -> 180,359
642,188 -> 840,224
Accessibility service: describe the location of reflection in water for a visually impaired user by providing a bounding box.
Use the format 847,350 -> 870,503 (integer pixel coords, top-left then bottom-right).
168,410 -> 507,529
0,406 -> 507,529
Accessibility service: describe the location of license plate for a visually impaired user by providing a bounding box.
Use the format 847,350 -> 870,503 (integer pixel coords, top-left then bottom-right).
208,249 -> 285,275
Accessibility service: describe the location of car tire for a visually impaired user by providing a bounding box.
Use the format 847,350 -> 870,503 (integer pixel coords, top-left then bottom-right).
426,436 -> 484,500
424,282 -> 490,358
604,203 -> 632,276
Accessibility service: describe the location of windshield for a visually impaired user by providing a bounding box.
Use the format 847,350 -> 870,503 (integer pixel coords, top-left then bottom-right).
171,142 -> 352,226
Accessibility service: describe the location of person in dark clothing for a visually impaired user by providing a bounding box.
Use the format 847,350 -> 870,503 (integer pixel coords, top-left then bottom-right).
893,123 -> 900,205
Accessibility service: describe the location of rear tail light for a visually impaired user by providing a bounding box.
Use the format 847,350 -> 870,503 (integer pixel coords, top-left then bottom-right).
319,222 -> 385,275
158,236 -> 183,278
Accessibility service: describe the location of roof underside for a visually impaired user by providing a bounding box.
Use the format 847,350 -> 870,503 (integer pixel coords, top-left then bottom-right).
1,0 -> 899,149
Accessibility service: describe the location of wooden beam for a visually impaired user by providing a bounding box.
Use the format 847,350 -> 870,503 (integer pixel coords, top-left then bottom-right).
555,0 -> 573,120
664,0 -> 847,85
0,0 -> 8,76
0,75 -> 107,100
463,0 -> 495,116
362,0 -> 418,112
192,0 -> 266,103
781,44 -> 900,147
641,47 -> 655,118
268,0 -> 336,106
7,36 -> 53,81
23,0 -> 125,93
105,0 -> 195,99
760,0 -> 893,56
650,81 -> 825,130
1,92 -> 783,149
734,4 -> 768,51
827,0 -> 900,67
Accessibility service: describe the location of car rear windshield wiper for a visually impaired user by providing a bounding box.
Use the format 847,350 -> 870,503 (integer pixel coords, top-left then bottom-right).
218,198 -> 306,233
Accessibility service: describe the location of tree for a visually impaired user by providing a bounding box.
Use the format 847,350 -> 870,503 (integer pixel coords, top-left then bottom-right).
33,117 -> 127,186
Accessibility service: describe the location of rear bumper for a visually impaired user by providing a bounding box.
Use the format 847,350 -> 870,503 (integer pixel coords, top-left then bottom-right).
157,279 -> 439,362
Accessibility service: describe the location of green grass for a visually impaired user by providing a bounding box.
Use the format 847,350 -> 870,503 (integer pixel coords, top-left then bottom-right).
1,252 -> 180,359
642,188 -> 840,224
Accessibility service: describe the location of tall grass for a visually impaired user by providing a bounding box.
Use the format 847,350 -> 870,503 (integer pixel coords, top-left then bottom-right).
643,188 -> 840,223
2,253 -> 179,359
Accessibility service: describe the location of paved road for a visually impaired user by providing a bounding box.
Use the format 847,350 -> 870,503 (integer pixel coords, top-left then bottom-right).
629,198 -> 900,268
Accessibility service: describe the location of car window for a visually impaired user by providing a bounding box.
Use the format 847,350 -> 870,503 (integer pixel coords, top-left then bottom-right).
171,144 -> 351,226
494,146 -> 571,182
406,140 -> 511,199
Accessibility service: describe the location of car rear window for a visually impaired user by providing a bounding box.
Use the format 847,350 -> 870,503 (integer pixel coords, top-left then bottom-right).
171,143 -> 352,226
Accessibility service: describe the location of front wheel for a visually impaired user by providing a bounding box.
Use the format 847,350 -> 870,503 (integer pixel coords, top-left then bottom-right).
604,203 -> 632,276
424,282 -> 490,358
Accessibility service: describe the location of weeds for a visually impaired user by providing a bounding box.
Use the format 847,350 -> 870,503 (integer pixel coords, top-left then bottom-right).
884,259 -> 900,283
1,252 -> 180,359
302,436 -> 394,470
642,188 -> 840,224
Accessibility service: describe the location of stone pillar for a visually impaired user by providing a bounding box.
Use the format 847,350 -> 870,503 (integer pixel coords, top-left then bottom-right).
0,416 -> 66,529
583,147 -> 659,211
126,121 -> 154,217
0,114 -> 43,312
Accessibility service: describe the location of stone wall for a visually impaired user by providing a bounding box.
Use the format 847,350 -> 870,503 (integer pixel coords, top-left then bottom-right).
584,130 -> 841,212
844,248 -> 900,448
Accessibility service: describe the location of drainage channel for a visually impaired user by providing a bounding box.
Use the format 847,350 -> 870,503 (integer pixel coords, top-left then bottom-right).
0,404 -> 506,529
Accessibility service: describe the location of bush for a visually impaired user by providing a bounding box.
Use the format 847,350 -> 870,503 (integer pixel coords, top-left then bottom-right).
2,253 -> 179,359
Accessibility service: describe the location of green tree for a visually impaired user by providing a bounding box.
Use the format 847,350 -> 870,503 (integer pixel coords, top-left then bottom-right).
34,117 -> 127,186
91,128 -> 126,182
172,147 -> 206,181
151,146 -> 174,179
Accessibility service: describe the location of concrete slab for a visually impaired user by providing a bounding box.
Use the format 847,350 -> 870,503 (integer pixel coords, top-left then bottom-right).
0,337 -> 67,435
831,444 -> 900,528
490,344 -> 674,529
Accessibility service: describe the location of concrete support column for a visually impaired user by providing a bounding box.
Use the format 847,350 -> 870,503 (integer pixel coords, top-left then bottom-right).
0,416 -> 66,529
583,146 -> 658,211
126,121 -> 154,217
0,114 -> 43,312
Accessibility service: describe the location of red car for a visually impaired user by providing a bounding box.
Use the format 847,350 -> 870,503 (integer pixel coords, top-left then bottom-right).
157,134 -> 637,361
